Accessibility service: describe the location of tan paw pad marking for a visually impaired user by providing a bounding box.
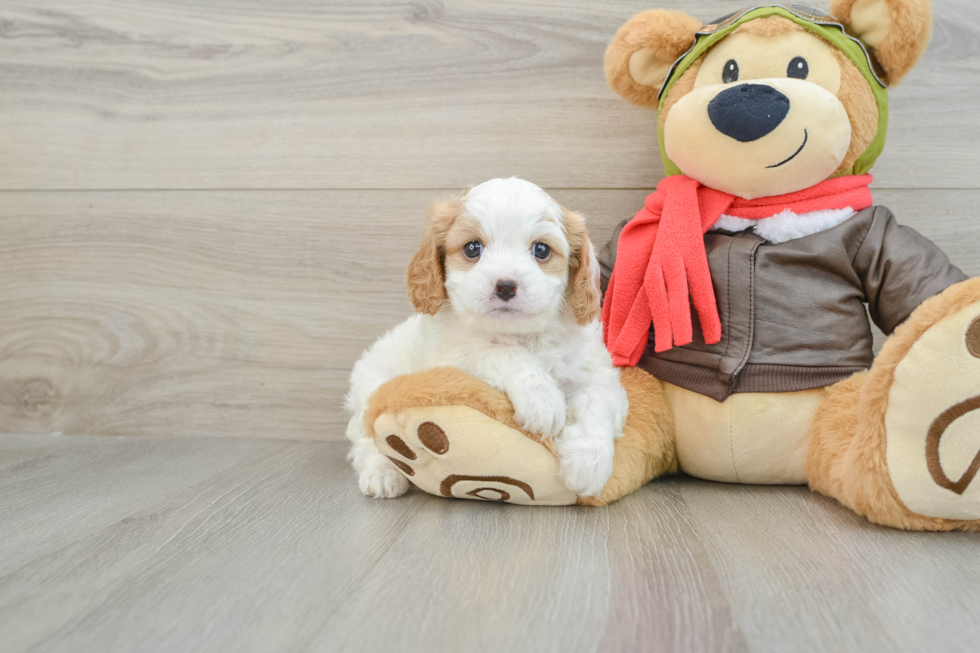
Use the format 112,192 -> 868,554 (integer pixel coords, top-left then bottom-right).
440,474 -> 535,501
967,317 -> 980,358
372,406 -> 578,506
925,396 -> 980,495
466,488 -> 510,501
417,422 -> 449,454
385,435 -> 416,460
886,304 -> 980,520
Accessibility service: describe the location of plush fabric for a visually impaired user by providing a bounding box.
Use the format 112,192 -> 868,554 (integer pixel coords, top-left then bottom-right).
374,405 -> 578,506
366,366 -> 677,507
650,18 -> 881,185
663,382 -> 826,484
604,9 -> 702,109
648,5 -> 890,178
601,174 -> 873,363
831,0 -> 933,85
587,366 -> 678,506
884,302 -> 980,519
807,278 -> 980,531
833,43 -> 881,174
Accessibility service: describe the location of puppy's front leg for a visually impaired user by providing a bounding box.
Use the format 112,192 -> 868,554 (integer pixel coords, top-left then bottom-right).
344,318 -> 420,499
556,371 -> 628,497
457,347 -> 566,438
346,419 -> 410,499
508,365 -> 567,438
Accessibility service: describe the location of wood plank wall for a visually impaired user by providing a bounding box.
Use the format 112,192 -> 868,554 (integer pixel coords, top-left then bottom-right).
1,1 -> 978,440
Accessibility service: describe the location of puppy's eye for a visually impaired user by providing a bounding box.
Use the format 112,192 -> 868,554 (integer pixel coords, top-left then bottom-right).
532,243 -> 551,260
722,59 -> 739,84
788,56 -> 809,79
463,241 -> 482,259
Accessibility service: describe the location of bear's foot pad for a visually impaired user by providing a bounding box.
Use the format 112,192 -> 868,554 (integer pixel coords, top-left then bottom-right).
373,406 -> 578,506
886,301 -> 980,520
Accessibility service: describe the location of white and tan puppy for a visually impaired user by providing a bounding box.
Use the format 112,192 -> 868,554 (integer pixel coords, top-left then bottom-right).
345,177 -> 628,499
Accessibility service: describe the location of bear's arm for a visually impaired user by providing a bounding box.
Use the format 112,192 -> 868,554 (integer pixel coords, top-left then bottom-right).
853,207 -> 968,336
597,218 -> 630,297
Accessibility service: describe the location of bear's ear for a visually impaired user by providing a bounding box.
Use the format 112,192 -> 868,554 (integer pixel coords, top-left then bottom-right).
831,0 -> 932,85
605,10 -> 702,108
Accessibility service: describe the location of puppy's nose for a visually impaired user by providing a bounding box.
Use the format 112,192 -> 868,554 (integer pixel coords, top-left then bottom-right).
708,83 -> 790,142
495,279 -> 518,301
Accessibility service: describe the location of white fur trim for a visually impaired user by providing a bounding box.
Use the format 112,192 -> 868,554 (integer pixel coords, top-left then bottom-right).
710,207 -> 858,244
711,214 -> 756,234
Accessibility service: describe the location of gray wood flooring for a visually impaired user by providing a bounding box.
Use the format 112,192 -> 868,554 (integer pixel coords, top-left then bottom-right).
1,434 -> 978,653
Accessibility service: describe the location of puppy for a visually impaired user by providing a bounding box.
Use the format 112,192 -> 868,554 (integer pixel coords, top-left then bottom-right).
345,178 -> 629,499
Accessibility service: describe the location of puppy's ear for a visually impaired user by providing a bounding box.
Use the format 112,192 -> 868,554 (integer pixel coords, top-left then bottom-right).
563,209 -> 602,326
831,0 -> 932,84
406,195 -> 462,315
605,9 -> 702,108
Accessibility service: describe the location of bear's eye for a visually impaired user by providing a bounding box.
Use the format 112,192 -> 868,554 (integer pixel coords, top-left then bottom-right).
722,59 -> 739,83
463,241 -> 482,259
788,56 -> 809,79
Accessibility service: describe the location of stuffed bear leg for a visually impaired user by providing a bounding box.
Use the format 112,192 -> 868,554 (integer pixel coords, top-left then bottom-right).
363,366 -> 676,506
807,278 -> 980,531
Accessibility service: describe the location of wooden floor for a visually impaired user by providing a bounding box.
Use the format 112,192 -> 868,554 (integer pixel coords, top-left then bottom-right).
1,434 -> 978,653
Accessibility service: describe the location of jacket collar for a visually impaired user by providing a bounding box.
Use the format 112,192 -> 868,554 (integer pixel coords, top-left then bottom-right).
711,206 -> 858,243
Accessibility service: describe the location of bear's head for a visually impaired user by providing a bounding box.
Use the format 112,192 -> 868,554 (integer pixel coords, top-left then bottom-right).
605,1 -> 932,199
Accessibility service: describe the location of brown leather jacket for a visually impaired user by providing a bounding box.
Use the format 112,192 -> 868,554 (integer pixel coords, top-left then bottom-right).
598,206 -> 967,401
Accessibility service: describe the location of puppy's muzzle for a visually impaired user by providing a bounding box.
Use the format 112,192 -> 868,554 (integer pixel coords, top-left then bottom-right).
495,279 -> 518,301
708,84 -> 790,142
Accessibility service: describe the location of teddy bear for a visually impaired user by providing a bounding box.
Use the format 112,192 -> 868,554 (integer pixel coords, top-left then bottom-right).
359,0 -> 980,531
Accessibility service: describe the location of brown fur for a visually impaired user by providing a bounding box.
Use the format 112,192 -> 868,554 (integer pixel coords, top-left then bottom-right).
604,9 -> 702,108
529,225 -> 570,278
364,365 -> 553,447
656,57 -> 702,142
832,47 -> 880,172
406,195 -> 462,315
732,14 -> 799,38
808,277 -> 980,531
366,365 -> 678,506
610,10 -> 886,177
443,212 -> 488,258
832,0 -> 932,85
582,367 -> 678,506
562,209 -> 602,326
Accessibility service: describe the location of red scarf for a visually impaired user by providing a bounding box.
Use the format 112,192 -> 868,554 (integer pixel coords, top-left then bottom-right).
602,174 -> 874,366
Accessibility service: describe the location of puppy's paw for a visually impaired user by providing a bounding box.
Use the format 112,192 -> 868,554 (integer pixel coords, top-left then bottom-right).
511,380 -> 566,438
556,424 -> 615,498
358,457 -> 411,499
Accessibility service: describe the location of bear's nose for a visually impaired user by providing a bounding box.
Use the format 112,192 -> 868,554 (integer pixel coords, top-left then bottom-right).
708,83 -> 790,142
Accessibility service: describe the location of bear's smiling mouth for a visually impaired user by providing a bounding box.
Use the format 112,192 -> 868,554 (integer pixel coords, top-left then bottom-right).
766,129 -> 808,169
